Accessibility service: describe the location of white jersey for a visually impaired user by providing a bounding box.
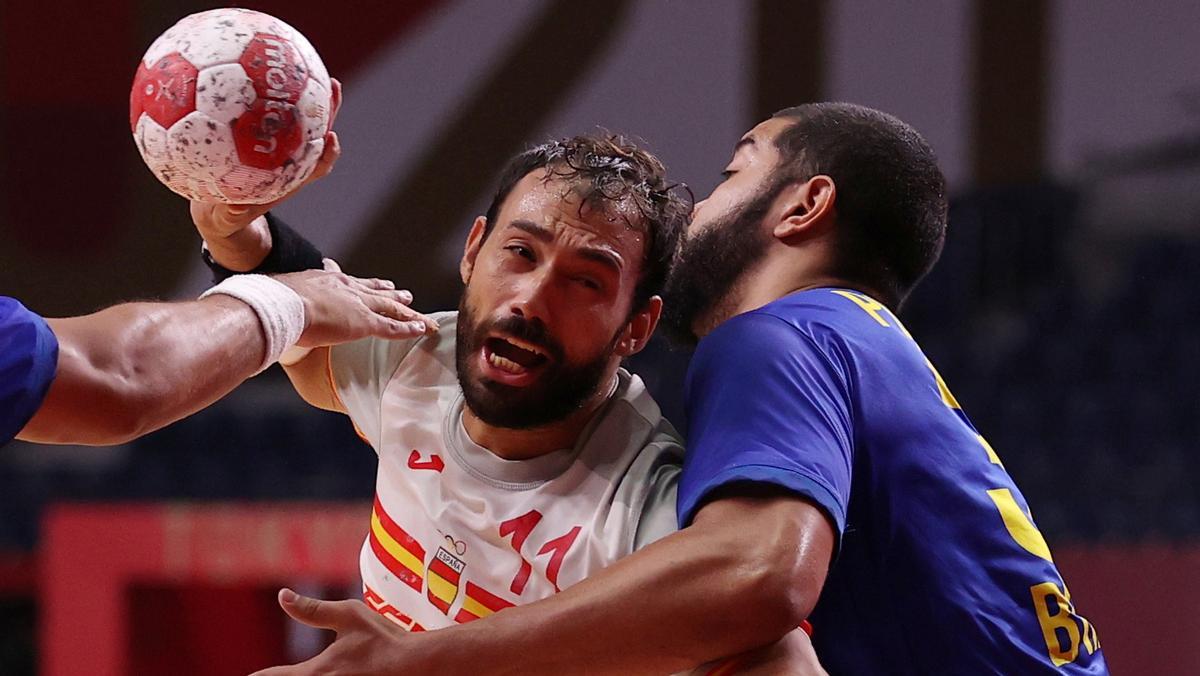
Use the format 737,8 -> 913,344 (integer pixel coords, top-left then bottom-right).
329,311 -> 682,631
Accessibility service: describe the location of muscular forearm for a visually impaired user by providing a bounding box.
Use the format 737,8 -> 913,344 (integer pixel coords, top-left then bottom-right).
426,497 -> 829,676
20,297 -> 264,445
454,534 -> 779,676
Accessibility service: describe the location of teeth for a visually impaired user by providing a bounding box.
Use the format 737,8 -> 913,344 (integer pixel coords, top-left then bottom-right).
488,351 -> 526,374
500,337 -> 547,359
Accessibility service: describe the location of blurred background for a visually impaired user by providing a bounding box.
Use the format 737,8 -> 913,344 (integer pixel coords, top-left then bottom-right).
2,0 -> 1198,673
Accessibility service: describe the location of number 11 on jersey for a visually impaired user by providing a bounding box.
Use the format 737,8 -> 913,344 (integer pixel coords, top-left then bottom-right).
500,510 -> 582,595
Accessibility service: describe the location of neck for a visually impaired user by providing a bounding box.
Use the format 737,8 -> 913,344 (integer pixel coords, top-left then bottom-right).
695,255 -> 871,339
461,372 -> 620,461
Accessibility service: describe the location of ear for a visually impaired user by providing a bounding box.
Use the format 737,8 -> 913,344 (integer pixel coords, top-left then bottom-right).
460,216 -> 488,284
614,295 -> 663,358
773,175 -> 836,241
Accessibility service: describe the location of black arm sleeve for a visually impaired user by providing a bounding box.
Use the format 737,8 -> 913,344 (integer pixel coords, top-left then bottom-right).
203,212 -> 326,283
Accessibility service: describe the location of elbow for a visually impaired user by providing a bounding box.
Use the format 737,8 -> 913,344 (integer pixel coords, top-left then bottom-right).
717,501 -> 831,640
732,538 -> 819,637
661,497 -> 835,662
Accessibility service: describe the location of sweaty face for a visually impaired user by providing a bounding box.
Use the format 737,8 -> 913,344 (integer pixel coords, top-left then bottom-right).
661,118 -> 792,344
455,172 -> 646,429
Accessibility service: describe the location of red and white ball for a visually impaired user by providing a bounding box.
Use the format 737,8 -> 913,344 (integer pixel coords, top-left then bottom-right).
130,8 -> 332,204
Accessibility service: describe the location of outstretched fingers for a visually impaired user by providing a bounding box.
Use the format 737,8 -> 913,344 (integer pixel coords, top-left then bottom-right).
343,277 -> 437,334
360,295 -> 430,337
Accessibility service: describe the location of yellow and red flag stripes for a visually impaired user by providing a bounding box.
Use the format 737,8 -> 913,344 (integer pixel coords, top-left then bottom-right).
369,496 -> 426,593
426,547 -> 464,615
454,581 -> 515,624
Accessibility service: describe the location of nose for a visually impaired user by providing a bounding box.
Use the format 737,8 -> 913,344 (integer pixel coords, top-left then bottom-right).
508,267 -> 554,322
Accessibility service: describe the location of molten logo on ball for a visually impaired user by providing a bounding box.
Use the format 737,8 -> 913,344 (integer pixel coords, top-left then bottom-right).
234,35 -> 307,170
130,8 -> 332,204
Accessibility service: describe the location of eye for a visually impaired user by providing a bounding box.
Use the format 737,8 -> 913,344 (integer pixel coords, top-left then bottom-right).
505,244 -> 535,261
719,170 -> 735,181
573,276 -> 601,291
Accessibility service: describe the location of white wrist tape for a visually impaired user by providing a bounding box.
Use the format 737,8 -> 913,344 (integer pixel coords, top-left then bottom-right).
200,274 -> 306,373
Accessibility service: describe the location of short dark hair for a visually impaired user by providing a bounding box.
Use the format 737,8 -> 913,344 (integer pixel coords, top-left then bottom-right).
771,103 -> 948,308
482,134 -> 691,311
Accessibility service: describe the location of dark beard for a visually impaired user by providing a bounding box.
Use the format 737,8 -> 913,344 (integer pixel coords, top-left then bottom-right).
455,294 -> 619,430
660,182 -> 777,345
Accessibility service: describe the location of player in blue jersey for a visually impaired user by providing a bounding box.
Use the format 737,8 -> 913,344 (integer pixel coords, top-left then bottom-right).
1,270 -> 430,448
656,103 -> 1107,673
257,106 -> 1108,676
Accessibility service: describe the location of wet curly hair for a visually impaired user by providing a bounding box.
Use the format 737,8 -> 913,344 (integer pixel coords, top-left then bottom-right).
482,134 -> 692,310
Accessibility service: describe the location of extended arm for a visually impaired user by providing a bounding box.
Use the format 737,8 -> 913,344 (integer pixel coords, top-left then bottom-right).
19,296 -> 266,445
255,491 -> 833,676
17,267 -> 426,446
436,492 -> 834,675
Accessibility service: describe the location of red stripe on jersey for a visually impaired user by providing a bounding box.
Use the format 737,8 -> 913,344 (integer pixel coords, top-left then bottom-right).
373,495 -> 426,562
454,581 -> 515,623
453,608 -> 478,624
368,528 -> 423,593
467,581 -> 513,612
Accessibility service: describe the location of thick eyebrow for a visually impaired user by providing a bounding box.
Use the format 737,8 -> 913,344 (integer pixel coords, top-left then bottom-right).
509,219 -> 554,242
508,219 -> 624,274
576,248 -> 624,274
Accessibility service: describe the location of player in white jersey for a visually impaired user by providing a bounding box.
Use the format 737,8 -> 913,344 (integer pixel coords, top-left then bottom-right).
333,311 -> 680,631
196,132 -> 821,674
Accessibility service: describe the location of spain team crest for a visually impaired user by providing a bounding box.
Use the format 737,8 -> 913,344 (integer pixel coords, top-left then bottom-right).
426,536 -> 466,614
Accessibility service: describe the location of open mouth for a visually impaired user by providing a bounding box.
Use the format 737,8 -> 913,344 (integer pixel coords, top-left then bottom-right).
482,335 -> 551,377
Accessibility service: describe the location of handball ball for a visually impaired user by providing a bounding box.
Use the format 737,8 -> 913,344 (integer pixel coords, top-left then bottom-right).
130,8 -> 332,204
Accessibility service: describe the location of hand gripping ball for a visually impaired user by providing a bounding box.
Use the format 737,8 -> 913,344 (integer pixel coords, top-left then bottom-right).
130,8 -> 332,204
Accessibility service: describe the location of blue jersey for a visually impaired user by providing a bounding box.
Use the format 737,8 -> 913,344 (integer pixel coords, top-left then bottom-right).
0,297 -> 58,446
678,289 -> 1107,674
